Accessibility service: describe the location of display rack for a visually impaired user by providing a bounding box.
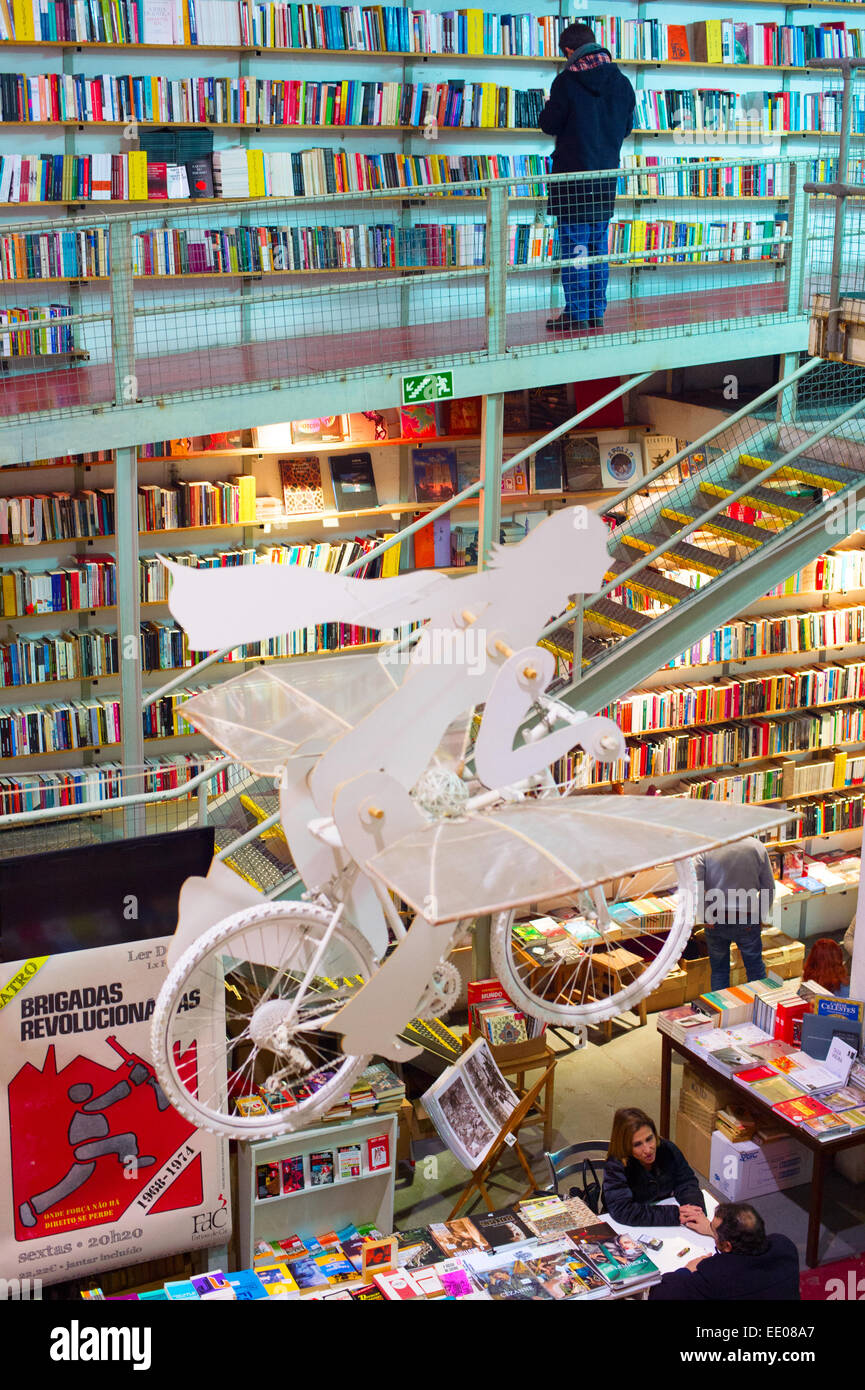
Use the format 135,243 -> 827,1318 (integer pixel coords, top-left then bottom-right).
236,1112 -> 397,1267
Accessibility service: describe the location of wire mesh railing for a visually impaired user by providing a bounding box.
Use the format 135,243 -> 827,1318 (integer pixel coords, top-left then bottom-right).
0,752 -> 297,894
541,357 -> 865,711
0,156 -> 815,425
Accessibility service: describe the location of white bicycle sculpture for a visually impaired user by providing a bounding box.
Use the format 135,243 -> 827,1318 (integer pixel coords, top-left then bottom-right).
150,506 -> 783,1139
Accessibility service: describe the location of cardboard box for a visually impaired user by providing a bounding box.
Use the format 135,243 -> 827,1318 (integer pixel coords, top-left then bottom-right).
680,1065 -> 733,1112
676,1110 -> 713,1179
709,1129 -> 812,1200
809,292 -> 865,364
644,967 -> 688,1013
834,1143 -> 865,1185
396,1098 -> 414,1164
683,957 -> 711,999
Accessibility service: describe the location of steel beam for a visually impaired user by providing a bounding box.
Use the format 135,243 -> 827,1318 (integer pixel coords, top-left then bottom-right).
479,393 -> 504,568
0,319 -> 810,468
115,443 -> 145,838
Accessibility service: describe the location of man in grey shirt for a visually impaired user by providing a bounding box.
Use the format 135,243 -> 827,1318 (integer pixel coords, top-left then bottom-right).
695,837 -> 775,991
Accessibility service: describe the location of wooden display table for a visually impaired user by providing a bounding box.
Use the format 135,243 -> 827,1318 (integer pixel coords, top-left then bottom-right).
512,941 -> 648,1040
659,1031 -> 865,1268
589,948 -> 649,1040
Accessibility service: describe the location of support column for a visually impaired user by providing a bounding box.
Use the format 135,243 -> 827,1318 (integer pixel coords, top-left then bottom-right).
479,393 -> 504,569
116,445 -> 145,839
108,219 -> 144,835
851,885 -> 865,1001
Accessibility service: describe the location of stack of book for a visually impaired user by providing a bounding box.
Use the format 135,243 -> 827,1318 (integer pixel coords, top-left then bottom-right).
696,986 -> 756,1029
656,1003 -> 718,1044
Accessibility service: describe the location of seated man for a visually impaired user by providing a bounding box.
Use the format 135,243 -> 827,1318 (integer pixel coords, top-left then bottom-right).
648,1201 -> 800,1301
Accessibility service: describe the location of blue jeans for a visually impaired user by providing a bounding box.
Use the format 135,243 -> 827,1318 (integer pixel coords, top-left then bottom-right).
559,220 -> 610,322
705,924 -> 766,992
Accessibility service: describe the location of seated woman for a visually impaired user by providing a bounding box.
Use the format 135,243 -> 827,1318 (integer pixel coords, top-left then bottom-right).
603,1107 -> 706,1228
803,938 -> 850,998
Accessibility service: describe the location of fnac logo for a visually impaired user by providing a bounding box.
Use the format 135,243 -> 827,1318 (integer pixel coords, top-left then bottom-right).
191,1191 -> 229,1237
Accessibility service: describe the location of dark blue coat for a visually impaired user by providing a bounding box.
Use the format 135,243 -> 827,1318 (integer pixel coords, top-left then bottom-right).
648,1234 -> 801,1301
539,50 -> 636,222
603,1139 -> 705,1227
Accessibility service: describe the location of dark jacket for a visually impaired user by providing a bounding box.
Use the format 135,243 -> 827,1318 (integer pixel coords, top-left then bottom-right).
539,45 -> 636,222
648,1234 -> 801,1301
603,1139 -> 705,1228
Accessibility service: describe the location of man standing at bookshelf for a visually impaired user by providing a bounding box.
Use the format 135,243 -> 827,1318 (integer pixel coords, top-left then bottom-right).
540,23 -> 635,333
696,837 -> 775,991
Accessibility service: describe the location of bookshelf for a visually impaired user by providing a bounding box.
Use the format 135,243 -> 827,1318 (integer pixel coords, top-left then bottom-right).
0,0 -> 855,811
236,1113 -> 397,1268
545,540 -> 865,862
0,399 -> 632,786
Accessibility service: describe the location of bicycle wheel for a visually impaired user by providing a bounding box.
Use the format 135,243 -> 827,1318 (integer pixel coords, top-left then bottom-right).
151,901 -> 374,1140
490,856 -> 696,1026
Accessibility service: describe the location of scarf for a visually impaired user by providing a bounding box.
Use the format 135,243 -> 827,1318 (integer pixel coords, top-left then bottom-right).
566,42 -> 612,72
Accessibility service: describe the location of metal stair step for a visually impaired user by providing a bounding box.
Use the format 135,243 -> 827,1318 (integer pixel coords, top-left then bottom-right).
659,502 -> 774,549
739,451 -> 864,492
541,626 -> 611,663
615,530 -> 733,577
605,559 -> 691,603
700,477 -> 816,521
583,596 -> 655,635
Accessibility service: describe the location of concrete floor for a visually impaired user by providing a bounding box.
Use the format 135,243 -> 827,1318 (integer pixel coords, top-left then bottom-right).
395,1010 -> 865,1269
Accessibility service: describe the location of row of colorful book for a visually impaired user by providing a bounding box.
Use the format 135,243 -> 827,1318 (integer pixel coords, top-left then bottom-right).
11,5 -> 865,62
665,602 -> 865,669
0,146 -> 850,208
609,216 -> 787,264
0,753 -> 228,814
602,660 -> 865,736
633,87 -> 865,135
0,149 -> 553,204
7,70 -> 865,139
0,616 -> 419,686
79,1197 -> 663,1301
618,154 -> 786,201
0,302 -> 72,356
0,544 -> 412,620
588,16 -> 865,66
0,685 -> 203,757
569,707 -> 865,785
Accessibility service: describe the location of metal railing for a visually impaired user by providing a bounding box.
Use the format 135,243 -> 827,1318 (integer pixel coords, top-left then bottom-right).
0,155 -> 814,441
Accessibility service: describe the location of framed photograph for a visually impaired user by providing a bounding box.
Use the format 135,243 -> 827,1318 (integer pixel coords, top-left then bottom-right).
445,396 -> 482,436
400,404 -> 440,440
348,408 -> 400,442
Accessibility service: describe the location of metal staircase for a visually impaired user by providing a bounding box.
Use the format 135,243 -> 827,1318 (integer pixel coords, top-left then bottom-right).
544,358 -> 865,719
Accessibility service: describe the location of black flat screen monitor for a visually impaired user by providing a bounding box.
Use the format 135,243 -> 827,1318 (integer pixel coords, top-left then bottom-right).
0,827 -> 215,961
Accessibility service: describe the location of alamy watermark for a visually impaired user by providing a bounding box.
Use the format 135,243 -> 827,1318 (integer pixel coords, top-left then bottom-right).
689,884 -> 775,924
0,1276 -> 42,1299
826,494 -> 865,536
